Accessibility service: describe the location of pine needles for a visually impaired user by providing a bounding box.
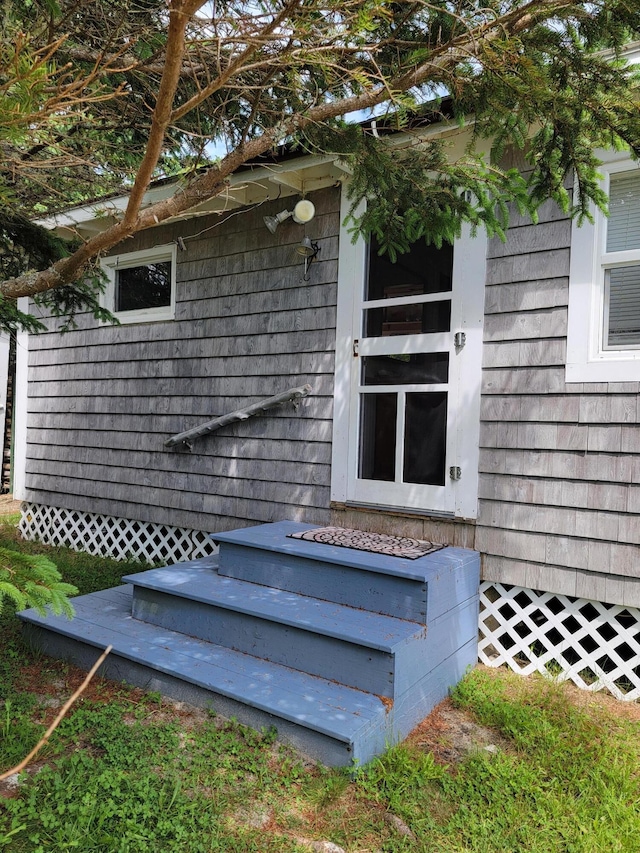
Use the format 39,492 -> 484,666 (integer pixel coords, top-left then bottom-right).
0,548 -> 77,618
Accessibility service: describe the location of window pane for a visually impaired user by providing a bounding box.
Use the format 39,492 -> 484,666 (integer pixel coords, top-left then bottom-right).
362,353 -> 449,385
607,172 -> 640,253
606,265 -> 640,348
364,300 -> 451,337
359,393 -> 396,481
403,392 -> 447,486
366,238 -> 453,300
116,261 -> 172,312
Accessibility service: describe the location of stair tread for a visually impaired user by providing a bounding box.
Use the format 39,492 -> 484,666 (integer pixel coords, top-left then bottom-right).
19,586 -> 387,743
213,520 -> 476,580
122,561 -> 424,651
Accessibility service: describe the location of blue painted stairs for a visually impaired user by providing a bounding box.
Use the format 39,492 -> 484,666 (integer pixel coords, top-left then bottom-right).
19,520 -> 480,767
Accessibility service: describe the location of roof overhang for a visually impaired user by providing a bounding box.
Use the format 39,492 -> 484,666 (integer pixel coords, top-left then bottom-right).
38,118 -> 470,241
34,38 -> 640,242
38,154 -> 353,240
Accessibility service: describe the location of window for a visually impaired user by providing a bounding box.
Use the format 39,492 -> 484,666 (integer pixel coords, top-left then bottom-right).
101,245 -> 177,323
567,152 -> 640,382
603,171 -> 640,349
356,238 -> 453,493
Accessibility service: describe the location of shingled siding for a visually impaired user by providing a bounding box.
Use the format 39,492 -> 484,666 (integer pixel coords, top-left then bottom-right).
23,187 -> 339,534
477,197 -> 640,609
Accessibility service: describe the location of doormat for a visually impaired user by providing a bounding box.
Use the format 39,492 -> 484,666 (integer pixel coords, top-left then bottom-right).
287,527 -> 446,560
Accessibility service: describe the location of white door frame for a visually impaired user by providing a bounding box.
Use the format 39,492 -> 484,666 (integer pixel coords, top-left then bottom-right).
331,186 -> 486,519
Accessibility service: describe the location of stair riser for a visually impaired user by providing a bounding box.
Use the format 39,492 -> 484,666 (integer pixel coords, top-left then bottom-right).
421,554 -> 480,621
393,594 -> 479,696
22,624 -> 358,767
132,587 -> 397,697
217,543 -> 427,621
384,636 -> 479,748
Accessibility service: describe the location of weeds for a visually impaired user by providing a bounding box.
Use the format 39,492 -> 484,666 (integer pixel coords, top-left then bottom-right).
1,700 -> 305,852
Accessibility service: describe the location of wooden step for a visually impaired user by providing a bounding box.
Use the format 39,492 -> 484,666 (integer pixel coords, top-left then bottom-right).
123,560 -> 425,698
19,586 -> 391,767
213,520 -> 479,623
18,520 -> 481,767
123,559 -> 479,700
21,584 -> 477,767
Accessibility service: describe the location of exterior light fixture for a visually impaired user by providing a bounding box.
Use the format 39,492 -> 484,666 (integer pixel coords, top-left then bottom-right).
295,236 -> 320,280
263,199 -> 316,233
292,199 -> 315,223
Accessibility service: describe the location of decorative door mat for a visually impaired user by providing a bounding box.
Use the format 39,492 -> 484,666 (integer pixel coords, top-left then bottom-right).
287,527 -> 446,560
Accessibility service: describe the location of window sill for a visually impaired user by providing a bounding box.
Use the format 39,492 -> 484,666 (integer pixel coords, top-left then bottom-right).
109,307 -> 175,325
566,356 -> 640,384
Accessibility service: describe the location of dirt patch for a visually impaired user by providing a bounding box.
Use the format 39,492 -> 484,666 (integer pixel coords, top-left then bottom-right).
129,697 -> 213,729
0,771 -> 23,799
407,664 -> 640,765
407,696 -> 510,765
19,661 -> 151,728
0,495 -> 21,516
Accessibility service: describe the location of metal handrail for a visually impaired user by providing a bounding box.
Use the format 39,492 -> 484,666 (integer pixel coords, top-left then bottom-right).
164,384 -> 312,450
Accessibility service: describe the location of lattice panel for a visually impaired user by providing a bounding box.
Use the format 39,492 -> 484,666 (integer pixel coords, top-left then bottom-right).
19,503 -> 216,565
479,582 -> 640,701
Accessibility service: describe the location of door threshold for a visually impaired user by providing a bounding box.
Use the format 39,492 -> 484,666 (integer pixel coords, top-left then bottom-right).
331,500 -> 461,521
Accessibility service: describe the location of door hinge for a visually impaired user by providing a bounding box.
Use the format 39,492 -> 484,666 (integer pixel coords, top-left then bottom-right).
454,331 -> 466,350
449,466 -> 462,481
353,338 -> 359,357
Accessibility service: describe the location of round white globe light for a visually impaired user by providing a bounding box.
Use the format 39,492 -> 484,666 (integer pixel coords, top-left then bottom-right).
292,199 -> 315,224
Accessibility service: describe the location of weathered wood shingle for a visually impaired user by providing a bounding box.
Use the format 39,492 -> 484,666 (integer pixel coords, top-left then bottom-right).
479,185 -> 640,607
24,188 -> 340,534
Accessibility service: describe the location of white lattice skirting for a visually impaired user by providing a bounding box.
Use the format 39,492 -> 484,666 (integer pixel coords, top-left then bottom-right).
19,503 -> 215,565
480,582 -> 640,701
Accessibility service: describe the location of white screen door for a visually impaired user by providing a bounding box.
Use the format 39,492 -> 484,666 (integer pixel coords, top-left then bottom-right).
332,194 -> 486,519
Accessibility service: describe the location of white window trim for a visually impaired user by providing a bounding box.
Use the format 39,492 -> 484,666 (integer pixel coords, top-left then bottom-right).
100,244 -> 177,324
567,149 -> 640,383
13,298 -> 29,500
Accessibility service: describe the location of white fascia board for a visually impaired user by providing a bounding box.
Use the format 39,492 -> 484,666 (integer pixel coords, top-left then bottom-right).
624,41 -> 640,63
37,182 -> 178,232
38,153 -> 345,237
387,116 -> 473,144
598,40 -> 640,65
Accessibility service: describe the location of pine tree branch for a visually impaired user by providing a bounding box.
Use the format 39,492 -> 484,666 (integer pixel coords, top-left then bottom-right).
0,0 -> 634,300
122,0 -> 206,229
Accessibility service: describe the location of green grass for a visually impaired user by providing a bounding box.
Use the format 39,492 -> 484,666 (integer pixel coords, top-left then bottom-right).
0,517 -> 639,851
353,671 -> 640,852
3,706 -> 303,852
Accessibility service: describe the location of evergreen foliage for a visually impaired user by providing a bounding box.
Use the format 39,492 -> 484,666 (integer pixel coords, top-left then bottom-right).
0,215 -> 114,333
0,0 -> 639,314
0,214 -> 68,282
345,137 -> 535,259
0,548 -> 77,618
33,265 -> 116,333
